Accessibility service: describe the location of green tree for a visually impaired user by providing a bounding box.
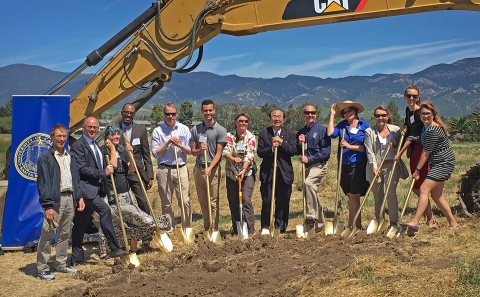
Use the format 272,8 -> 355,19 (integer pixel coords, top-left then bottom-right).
178,101 -> 193,126
260,102 -> 279,117
0,100 -> 12,117
148,104 -> 164,126
386,99 -> 402,126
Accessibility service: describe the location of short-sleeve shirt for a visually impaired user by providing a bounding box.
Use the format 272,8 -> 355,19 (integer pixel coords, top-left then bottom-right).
191,121 -> 227,165
330,118 -> 370,165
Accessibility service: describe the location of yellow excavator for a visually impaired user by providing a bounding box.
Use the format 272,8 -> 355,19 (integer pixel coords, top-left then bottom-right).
44,0 -> 480,132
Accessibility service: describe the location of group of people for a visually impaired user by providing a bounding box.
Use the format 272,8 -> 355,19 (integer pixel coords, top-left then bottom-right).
35,85 -> 459,280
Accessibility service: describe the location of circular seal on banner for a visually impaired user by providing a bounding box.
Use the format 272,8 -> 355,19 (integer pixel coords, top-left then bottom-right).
14,133 -> 52,180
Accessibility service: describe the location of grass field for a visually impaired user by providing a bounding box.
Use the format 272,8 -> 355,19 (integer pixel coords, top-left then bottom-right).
0,140 -> 479,296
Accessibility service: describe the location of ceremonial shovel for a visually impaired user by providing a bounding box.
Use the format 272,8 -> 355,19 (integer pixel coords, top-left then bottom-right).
325,129 -> 346,236
296,142 -> 315,239
202,150 -> 222,244
173,147 -> 195,243
127,150 -> 173,253
261,147 -> 281,238
386,178 -> 415,239
106,155 -> 140,268
236,175 -> 249,240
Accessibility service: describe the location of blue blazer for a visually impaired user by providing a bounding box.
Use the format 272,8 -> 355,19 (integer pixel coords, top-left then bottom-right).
70,136 -> 107,200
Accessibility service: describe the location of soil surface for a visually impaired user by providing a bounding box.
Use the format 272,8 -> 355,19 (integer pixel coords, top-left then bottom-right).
55,231 -> 421,297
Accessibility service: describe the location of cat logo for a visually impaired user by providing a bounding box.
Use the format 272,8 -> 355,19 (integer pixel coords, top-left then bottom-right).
282,0 -> 366,20
14,133 -> 52,181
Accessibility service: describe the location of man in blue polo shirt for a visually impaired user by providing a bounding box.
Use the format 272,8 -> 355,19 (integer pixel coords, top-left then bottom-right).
296,104 -> 331,231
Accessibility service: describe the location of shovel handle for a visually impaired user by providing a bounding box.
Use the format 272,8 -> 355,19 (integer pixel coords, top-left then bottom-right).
173,147 -> 188,232
106,155 -> 130,253
270,147 -> 278,230
398,178 -> 416,220
301,142 -> 307,224
333,129 -> 345,221
204,150 -> 214,232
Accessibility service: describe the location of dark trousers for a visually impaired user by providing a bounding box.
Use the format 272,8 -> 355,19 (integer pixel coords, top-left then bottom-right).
128,172 -> 150,215
71,194 -> 120,263
226,175 -> 255,234
260,171 -> 292,233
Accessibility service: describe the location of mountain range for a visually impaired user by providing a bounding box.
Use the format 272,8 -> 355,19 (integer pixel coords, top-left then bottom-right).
0,57 -> 479,117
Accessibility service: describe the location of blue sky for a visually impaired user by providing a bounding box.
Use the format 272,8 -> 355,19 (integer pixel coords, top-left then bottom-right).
1,1 -> 479,79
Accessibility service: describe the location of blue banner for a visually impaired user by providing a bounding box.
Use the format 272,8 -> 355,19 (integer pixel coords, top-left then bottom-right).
1,95 -> 70,249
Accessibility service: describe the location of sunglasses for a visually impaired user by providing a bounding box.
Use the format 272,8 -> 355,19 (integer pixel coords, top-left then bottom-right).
342,108 -> 353,115
237,119 -> 249,123
165,112 -> 177,116
405,94 -> 419,99
122,111 -> 135,115
374,114 -> 388,118
303,111 -> 316,115
86,126 -> 99,130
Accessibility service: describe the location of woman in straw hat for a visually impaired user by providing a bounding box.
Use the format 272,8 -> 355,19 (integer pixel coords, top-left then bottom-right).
327,101 -> 370,229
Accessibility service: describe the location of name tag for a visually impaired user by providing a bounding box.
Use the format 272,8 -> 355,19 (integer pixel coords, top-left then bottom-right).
199,135 -> 207,143
132,138 -> 141,146
236,143 -> 246,153
410,115 -> 415,124
350,128 -> 358,134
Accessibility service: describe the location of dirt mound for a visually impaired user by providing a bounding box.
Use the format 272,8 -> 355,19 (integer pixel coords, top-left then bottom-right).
57,232 -> 412,297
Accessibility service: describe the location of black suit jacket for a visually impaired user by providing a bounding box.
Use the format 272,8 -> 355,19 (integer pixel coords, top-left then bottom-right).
257,126 -> 297,185
70,136 -> 107,200
119,122 -> 154,183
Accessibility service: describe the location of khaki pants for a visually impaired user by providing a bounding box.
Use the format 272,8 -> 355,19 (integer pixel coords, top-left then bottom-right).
194,164 -> 221,230
37,193 -> 74,272
156,165 -> 191,228
303,163 -> 328,224
372,161 -> 400,224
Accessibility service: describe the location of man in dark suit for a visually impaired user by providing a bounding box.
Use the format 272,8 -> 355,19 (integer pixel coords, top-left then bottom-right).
70,117 -> 126,264
258,109 -> 297,233
119,103 -> 154,215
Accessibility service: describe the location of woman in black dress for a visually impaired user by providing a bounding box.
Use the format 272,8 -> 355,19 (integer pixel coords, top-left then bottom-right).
401,101 -> 458,231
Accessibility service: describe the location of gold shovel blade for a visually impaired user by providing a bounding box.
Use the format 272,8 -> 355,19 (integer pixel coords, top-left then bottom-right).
203,230 -> 222,244
324,221 -> 334,235
334,222 -> 345,236
296,224 -> 305,239
386,226 -> 398,239
377,220 -> 389,234
340,227 -> 352,238
176,225 -> 196,243
150,231 -> 173,253
128,253 -> 141,267
366,219 -> 379,234
272,228 -> 281,238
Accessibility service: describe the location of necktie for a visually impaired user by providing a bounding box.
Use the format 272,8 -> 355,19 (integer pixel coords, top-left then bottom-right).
92,141 -> 102,168
274,131 -> 279,136
124,128 -> 131,143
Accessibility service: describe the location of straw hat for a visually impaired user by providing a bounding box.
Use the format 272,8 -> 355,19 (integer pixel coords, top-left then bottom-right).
334,100 -> 364,118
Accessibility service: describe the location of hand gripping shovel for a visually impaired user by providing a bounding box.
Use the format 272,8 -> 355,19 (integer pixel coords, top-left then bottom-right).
296,142 -> 315,239
261,147 -> 281,238
202,150 -> 222,244
106,155 -> 140,268
236,176 -> 249,240
386,178 -> 415,239
325,129 -> 346,236
127,151 -> 173,253
341,146 -> 391,238
367,133 -> 405,235
173,147 -> 195,243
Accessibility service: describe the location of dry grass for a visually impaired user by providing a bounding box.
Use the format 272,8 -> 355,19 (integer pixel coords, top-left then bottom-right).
1,142 -> 480,296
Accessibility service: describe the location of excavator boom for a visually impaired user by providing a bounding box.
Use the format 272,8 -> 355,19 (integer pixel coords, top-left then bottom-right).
66,0 -> 480,131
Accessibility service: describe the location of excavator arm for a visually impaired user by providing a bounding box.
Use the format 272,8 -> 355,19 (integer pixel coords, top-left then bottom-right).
67,0 -> 480,131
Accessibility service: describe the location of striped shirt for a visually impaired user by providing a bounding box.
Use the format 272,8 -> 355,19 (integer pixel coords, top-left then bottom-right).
422,125 -> 455,181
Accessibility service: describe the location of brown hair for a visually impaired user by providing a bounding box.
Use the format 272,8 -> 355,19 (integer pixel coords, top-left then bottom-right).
163,102 -> 177,113
404,85 -> 421,105
342,106 -> 359,119
373,106 -> 392,124
234,112 -> 250,121
50,123 -> 68,137
419,100 -> 449,136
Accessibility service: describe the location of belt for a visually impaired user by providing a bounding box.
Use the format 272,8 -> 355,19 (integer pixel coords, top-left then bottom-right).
61,190 -> 73,195
196,163 -> 212,168
306,161 -> 327,168
382,159 -> 395,164
159,163 -> 185,168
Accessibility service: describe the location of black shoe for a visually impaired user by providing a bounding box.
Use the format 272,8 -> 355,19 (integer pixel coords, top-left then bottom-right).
110,249 -> 127,258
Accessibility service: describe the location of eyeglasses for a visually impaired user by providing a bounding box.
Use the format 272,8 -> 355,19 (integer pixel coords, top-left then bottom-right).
86,126 -> 99,130
122,111 -> 135,115
421,112 -> 432,116
405,94 -> 419,99
237,119 -> 249,123
342,108 -> 353,115
165,112 -> 177,116
303,111 -> 316,115
374,114 -> 388,118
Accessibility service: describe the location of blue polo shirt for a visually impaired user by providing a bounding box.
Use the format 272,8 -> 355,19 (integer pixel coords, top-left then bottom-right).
296,122 -> 331,164
330,118 -> 370,165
